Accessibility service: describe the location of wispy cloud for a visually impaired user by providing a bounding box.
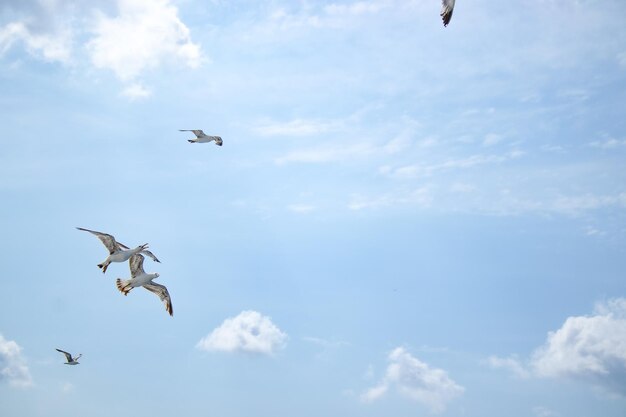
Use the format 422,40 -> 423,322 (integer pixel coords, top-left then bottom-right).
287,204 -> 316,213
533,406 -> 560,417
550,193 -> 626,216
589,138 -> 626,149
196,310 -> 287,355
0,19 -> 72,63
61,382 -> 75,394
0,333 -> 33,388
381,151 -> 525,180
275,143 -> 376,165
263,0 -> 392,32
482,133 -> 504,147
253,118 -> 338,137
348,186 -> 432,211
302,336 -> 348,349
618,52 -> 626,69
361,347 -> 464,413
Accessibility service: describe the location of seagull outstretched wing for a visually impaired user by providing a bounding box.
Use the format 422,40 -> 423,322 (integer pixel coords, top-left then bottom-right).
56,348 -> 73,362
76,227 -> 118,254
441,0 -> 455,27
143,283 -> 173,316
179,129 -> 206,138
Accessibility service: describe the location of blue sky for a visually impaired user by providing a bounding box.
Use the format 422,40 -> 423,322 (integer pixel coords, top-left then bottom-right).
1,0 -> 626,416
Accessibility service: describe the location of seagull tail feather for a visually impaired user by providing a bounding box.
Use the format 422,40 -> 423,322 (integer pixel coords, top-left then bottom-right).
187,139 -> 195,143
116,278 -> 133,296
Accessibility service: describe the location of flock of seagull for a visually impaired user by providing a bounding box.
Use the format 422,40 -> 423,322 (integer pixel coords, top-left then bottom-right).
54,1 -> 457,365
55,130 -> 222,364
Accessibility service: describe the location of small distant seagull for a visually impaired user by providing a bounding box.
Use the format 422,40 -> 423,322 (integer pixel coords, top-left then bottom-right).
441,0 -> 455,27
179,129 -> 223,146
77,227 -> 160,273
116,254 -> 173,316
56,349 -> 81,365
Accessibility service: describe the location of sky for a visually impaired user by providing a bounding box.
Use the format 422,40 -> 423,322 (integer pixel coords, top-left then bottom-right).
1,0 -> 626,416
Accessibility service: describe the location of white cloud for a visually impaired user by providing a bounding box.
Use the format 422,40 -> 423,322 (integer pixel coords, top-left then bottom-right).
324,1 -> 389,17
61,381 -> 75,394
265,0 -> 390,32
86,0 -> 201,81
584,226 -> 605,237
271,115 -> 419,164
0,20 -> 72,63
254,119 -> 337,137
361,347 -> 464,413
551,193 -> 626,216
348,186 -> 432,211
0,0 -> 201,96
0,333 -> 33,388
275,143 -> 375,165
450,182 -> 476,194
486,355 -> 530,379
482,133 -> 504,147
120,82 -> 152,100
382,151 -> 525,180
196,310 -> 287,355
531,299 -> 626,392
589,138 -> 626,149
383,133 -> 412,154
302,336 -> 348,349
287,204 -> 315,213
618,52 -> 626,69
489,298 -> 626,396
533,405 -> 559,417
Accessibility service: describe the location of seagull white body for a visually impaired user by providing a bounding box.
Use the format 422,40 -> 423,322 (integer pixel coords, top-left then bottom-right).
180,129 -> 223,146
116,254 -> 173,316
56,349 -> 81,365
76,227 -> 160,273
440,0 -> 455,26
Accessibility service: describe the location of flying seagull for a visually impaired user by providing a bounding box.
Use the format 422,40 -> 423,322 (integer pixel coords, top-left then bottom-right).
441,0 -> 455,26
77,227 -> 160,273
179,129 -> 223,146
56,349 -> 81,365
116,254 -> 173,316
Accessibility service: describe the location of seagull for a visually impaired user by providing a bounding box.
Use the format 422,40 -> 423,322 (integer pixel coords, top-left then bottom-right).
440,0 -> 455,27
179,129 -> 223,146
56,349 -> 81,365
116,254 -> 173,316
77,227 -> 160,273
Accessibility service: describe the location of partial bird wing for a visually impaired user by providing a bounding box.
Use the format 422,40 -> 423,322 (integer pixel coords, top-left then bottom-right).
118,243 -> 159,263
179,129 -> 206,138
140,249 -> 160,263
76,227 -> 118,254
56,348 -> 73,362
129,254 -> 146,278
441,0 -> 455,27
74,354 -> 82,361
143,283 -> 173,316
